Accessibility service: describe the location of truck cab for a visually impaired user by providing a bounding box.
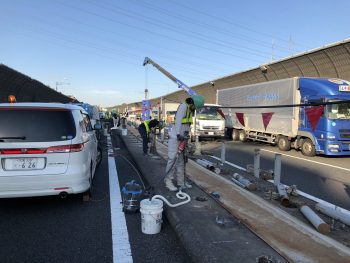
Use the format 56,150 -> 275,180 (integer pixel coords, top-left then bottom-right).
191,104 -> 225,141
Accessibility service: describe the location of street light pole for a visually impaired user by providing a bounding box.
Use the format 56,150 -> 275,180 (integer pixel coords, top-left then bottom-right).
55,81 -> 70,92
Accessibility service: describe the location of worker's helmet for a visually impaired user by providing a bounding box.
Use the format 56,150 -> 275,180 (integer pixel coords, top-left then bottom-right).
191,95 -> 204,109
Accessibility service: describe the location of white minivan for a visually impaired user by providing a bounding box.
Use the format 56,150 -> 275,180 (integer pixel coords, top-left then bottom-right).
0,103 -> 101,198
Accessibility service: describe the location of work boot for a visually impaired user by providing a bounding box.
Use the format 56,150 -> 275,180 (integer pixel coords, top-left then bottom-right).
164,179 -> 178,192
184,181 -> 192,189
179,181 -> 192,191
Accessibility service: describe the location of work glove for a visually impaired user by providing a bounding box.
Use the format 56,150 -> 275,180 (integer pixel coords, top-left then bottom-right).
177,134 -> 185,141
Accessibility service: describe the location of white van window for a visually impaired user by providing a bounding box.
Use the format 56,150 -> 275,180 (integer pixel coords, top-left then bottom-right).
82,113 -> 93,132
0,108 -> 76,142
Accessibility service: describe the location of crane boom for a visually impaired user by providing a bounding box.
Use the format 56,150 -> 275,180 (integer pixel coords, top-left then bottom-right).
143,57 -> 197,96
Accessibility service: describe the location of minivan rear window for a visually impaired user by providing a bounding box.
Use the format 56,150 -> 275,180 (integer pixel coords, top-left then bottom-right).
0,108 -> 76,142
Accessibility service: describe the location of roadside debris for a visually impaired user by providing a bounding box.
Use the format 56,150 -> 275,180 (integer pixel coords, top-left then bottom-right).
215,216 -> 235,228
195,196 -> 208,202
315,202 -> 350,227
210,191 -> 220,199
276,183 -> 290,207
195,158 -> 221,174
256,255 -> 280,263
231,173 -> 257,191
300,205 -> 331,234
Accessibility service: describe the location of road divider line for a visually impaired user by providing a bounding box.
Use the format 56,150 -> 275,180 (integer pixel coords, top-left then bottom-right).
108,135 -> 133,263
261,149 -> 350,172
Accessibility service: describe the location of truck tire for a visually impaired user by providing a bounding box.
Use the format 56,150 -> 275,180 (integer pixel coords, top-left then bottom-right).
277,136 -> 291,151
301,139 -> 316,157
232,129 -> 239,141
239,130 -> 247,142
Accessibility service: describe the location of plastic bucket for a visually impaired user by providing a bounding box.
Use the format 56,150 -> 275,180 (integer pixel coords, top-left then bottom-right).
140,199 -> 163,234
122,129 -> 128,136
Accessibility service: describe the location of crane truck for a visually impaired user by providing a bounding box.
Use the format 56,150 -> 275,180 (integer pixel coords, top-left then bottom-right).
217,77 -> 350,156
143,57 -> 224,140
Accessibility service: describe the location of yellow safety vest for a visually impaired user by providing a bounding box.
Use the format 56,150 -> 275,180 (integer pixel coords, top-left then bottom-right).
181,104 -> 193,124
143,120 -> 150,134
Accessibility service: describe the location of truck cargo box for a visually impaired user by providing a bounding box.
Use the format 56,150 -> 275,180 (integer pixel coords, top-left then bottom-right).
217,78 -> 300,137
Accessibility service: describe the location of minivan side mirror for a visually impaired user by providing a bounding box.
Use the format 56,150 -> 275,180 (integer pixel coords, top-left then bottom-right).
94,123 -> 102,130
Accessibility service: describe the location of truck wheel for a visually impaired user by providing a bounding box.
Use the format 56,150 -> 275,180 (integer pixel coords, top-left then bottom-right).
301,139 -> 316,157
232,129 -> 239,141
239,130 -> 247,142
277,136 -> 291,151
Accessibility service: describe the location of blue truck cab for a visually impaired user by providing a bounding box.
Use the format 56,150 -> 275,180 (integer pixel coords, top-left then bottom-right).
298,78 -> 350,156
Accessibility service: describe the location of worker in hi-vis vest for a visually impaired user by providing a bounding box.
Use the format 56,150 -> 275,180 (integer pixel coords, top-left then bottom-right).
138,119 -> 159,156
164,95 -> 204,191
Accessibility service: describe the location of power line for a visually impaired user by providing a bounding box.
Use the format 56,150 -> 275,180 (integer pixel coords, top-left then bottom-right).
168,0 -> 313,50
93,0 -> 274,59
56,1 -> 264,63
128,0 -> 293,54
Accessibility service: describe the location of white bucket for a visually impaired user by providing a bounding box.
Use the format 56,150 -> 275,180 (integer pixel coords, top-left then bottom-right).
140,198 -> 163,234
122,129 -> 128,136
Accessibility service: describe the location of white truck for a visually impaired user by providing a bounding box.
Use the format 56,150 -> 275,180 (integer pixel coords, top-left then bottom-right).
191,104 -> 225,141
160,102 -> 225,141
217,77 -> 350,156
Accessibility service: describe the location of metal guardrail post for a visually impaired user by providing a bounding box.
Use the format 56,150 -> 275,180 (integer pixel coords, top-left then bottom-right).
254,149 -> 260,178
274,154 -> 282,186
220,142 -> 226,165
194,135 -> 201,155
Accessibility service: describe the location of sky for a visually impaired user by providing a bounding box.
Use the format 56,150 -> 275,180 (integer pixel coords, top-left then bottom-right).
1,0 -> 350,107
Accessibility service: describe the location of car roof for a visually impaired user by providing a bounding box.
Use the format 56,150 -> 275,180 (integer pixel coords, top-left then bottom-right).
0,102 -> 84,111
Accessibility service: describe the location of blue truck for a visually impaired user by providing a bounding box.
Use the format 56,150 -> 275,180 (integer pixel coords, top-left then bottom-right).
217,77 -> 350,156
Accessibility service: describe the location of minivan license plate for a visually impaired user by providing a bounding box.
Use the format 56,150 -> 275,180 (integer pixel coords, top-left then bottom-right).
4,158 -> 45,170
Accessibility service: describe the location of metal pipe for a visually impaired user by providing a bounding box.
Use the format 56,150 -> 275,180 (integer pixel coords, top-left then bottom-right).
300,205 -> 330,234
232,173 -> 257,191
274,154 -> 282,186
315,203 -> 350,226
254,149 -> 260,178
276,183 -> 289,206
230,177 -> 246,188
195,159 -> 220,174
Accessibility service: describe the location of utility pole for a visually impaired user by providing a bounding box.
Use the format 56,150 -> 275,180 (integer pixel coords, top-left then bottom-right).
288,35 -> 295,56
271,39 -> 276,62
55,80 -> 70,92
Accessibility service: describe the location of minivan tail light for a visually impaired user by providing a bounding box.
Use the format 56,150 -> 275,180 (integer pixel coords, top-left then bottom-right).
0,144 -> 84,154
1,149 -> 22,154
46,143 -> 84,153
0,148 -> 46,154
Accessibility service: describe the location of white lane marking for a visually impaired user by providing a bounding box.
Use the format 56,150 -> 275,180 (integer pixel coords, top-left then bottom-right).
108,135 -> 133,263
261,149 -> 350,172
210,155 -> 247,171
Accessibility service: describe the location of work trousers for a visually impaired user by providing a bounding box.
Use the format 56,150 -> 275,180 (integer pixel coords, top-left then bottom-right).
138,125 -> 149,154
165,134 -> 185,187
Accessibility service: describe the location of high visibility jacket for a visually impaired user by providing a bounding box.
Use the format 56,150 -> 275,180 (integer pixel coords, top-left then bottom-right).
181,104 -> 193,124
143,120 -> 150,134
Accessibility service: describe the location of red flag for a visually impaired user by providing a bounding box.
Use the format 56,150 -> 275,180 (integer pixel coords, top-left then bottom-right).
235,112 -> 245,127
262,112 -> 274,130
217,108 -> 225,119
305,106 -> 324,131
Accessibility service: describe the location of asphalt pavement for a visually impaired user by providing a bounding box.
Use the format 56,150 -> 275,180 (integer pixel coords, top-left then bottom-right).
0,134 -> 188,263
0,138 -> 113,263
110,132 -> 189,263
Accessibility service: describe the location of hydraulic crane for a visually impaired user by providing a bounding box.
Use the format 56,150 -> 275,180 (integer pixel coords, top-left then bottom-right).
143,57 -> 197,96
